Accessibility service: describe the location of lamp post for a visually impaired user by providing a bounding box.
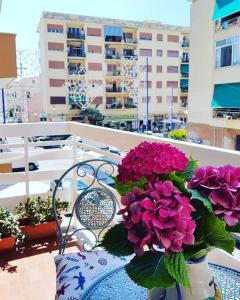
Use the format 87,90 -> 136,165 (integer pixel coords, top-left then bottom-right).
146,57 -> 149,132
1,88 -> 6,124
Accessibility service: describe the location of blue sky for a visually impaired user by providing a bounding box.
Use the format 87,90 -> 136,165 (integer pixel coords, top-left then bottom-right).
0,0 -> 190,51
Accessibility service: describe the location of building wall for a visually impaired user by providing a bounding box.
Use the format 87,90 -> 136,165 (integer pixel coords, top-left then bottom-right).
0,33 -> 17,78
38,13 -> 190,124
188,0 -> 240,150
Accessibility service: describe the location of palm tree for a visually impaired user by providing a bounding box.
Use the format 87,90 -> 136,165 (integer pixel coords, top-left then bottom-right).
80,106 -> 104,125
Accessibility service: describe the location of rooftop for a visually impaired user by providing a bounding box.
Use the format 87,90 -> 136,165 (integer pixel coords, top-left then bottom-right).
39,11 -> 190,32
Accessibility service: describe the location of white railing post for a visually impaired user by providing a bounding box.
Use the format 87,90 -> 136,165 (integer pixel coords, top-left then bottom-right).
24,136 -> 30,198
72,135 -> 78,201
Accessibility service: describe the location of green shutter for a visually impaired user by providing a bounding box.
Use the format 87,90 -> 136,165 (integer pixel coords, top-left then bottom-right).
180,79 -> 188,88
211,83 -> 240,108
180,64 -> 189,74
212,0 -> 240,21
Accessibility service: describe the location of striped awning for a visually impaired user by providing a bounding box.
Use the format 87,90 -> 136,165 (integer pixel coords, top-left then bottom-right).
104,25 -> 123,37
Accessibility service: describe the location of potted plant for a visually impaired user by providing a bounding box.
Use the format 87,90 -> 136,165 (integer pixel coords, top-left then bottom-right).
101,141 -> 240,300
16,196 -> 69,240
0,207 -> 24,252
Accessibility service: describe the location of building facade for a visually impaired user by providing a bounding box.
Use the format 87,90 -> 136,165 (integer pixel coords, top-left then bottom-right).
188,0 -> 240,150
38,12 -> 189,129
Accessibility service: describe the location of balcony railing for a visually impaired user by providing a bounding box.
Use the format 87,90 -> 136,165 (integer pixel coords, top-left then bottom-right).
106,70 -> 121,76
105,53 -> 122,59
68,68 -> 86,75
68,51 -> 86,58
181,40 -> 190,48
123,38 -> 137,44
67,33 -> 85,40
1,122 -> 240,202
106,87 -> 126,93
105,37 -> 122,43
106,102 -> 137,109
181,88 -> 188,93
216,16 -> 240,32
213,109 -> 240,120
124,54 -> 138,60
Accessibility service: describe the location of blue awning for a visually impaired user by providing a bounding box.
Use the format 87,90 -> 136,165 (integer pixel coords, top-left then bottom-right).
212,0 -> 240,21
180,79 -> 188,88
104,25 -> 123,37
212,83 -> 240,108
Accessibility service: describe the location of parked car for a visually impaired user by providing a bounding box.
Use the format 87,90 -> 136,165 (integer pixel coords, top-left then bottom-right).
50,179 -> 88,192
12,161 -> 39,172
34,135 -> 71,149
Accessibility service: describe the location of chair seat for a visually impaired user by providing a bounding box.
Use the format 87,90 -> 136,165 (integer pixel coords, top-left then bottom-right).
55,250 -> 130,299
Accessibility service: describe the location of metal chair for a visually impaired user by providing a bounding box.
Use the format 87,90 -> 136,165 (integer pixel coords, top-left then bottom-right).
52,159 -> 119,255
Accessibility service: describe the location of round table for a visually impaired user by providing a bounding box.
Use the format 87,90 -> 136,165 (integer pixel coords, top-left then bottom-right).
81,263 -> 240,300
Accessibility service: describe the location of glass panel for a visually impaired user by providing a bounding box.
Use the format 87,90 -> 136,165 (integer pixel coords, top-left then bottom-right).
216,47 -> 221,68
220,45 -> 232,67
233,43 -> 239,65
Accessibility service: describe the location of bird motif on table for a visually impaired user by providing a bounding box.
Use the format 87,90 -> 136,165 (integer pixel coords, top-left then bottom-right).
73,271 -> 86,290
77,252 -> 86,260
57,264 -> 67,278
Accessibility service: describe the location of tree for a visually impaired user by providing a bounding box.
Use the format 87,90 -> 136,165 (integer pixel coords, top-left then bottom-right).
80,106 -> 104,125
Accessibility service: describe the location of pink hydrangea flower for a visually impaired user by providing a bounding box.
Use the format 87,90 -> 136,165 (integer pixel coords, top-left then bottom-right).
188,165 -> 240,226
117,142 -> 189,184
118,181 -> 196,256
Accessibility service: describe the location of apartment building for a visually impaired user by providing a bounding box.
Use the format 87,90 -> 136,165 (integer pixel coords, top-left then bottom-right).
188,0 -> 240,150
37,12 -> 189,129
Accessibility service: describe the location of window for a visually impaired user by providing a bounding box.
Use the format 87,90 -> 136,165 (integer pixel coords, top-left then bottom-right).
157,34 -> 163,41
167,35 -> 179,43
156,96 -> 162,103
139,49 -> 152,57
167,66 -> 178,73
88,63 -> 102,71
167,50 -> 179,57
48,42 -> 64,51
156,50 -> 163,56
49,79 -> 65,87
140,65 -> 152,72
215,36 -> 240,68
140,81 -> 152,88
139,32 -> 152,41
167,81 -> 178,88
156,81 -> 162,88
88,45 -> 102,53
92,97 -> 103,104
47,24 -> 64,33
50,96 -> 66,104
167,96 -> 178,103
156,65 -> 162,73
87,27 -> 102,36
142,96 -> 151,103
49,61 -> 65,69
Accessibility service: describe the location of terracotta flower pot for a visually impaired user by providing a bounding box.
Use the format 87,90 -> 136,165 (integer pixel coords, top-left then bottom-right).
21,220 -> 60,241
0,236 -> 16,252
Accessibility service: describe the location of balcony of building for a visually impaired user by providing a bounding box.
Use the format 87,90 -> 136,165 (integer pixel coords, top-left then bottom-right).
106,97 -> 137,109
68,62 -> 86,76
105,64 -> 122,77
180,63 -> 189,79
180,79 -> 188,94
213,108 -> 240,120
123,48 -> 138,60
181,36 -> 190,48
0,122 -> 240,299
215,11 -> 240,32
104,25 -> 123,43
180,96 -> 188,108
67,43 -> 86,59
181,52 -> 189,63
66,26 -> 85,40
122,28 -> 138,44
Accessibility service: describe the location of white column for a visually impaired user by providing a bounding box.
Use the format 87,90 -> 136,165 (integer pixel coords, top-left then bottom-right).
24,136 -> 29,197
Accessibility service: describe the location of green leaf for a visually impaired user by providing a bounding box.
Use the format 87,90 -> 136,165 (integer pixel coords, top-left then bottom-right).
100,223 -> 134,256
164,252 -> 190,289
190,189 -> 213,212
226,221 -> 240,233
204,213 -> 236,254
113,176 -> 147,196
177,156 -> 199,181
184,246 -> 213,260
125,251 -> 175,289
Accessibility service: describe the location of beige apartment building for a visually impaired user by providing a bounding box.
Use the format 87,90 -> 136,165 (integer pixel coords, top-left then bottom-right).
37,12 -> 189,130
188,0 -> 240,150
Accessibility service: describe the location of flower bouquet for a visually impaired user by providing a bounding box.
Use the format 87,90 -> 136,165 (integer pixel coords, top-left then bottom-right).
101,142 -> 239,299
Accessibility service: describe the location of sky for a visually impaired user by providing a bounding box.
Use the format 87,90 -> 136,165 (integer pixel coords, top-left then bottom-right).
0,0 -> 190,51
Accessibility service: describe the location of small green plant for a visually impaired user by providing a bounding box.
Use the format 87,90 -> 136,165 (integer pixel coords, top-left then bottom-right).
0,207 -> 24,244
15,196 -> 70,226
169,128 -> 187,141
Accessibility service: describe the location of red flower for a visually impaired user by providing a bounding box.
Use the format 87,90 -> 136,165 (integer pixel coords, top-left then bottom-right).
118,181 -> 196,256
117,142 -> 189,184
188,165 -> 240,226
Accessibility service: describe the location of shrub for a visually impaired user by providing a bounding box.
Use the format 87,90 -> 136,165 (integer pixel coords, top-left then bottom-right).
15,196 -> 70,226
169,128 -> 187,141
